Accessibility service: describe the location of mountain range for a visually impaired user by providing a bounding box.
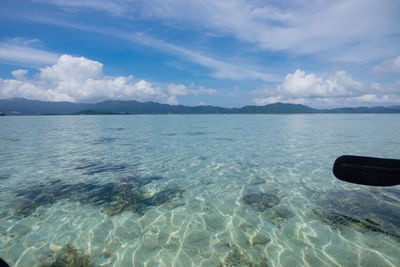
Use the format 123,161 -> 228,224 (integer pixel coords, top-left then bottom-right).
1,98 -> 400,115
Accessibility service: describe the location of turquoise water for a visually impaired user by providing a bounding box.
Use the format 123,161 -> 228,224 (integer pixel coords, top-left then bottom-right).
0,114 -> 399,266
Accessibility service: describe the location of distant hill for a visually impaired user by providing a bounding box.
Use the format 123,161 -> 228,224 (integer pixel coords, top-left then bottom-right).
1,98 -> 400,115
236,103 -> 317,114
0,98 -> 90,115
389,105 -> 400,110
72,109 -> 116,115
321,106 -> 400,113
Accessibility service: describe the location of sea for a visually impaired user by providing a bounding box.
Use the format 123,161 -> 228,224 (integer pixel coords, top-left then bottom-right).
0,114 -> 399,266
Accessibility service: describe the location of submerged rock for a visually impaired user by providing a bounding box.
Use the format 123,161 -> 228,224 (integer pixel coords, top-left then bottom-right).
91,137 -> 120,145
0,174 -> 10,180
13,176 -> 185,217
220,248 -> 269,267
222,249 -> 249,267
243,191 -> 280,212
248,176 -> 266,185
107,127 -> 125,131
74,160 -> 127,175
263,204 -> 295,224
144,188 -> 184,206
273,205 -> 295,219
310,188 -> 400,239
250,234 -> 271,247
185,131 -> 209,136
161,133 -> 177,136
215,137 -> 234,142
41,243 -> 93,267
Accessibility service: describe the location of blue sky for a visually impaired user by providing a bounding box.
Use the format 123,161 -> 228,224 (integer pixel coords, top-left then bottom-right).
0,0 -> 399,108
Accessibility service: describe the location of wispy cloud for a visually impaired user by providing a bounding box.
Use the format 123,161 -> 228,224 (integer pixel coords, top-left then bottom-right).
45,0 -> 400,62
0,38 -> 60,67
22,16 -> 279,82
35,0 -> 131,16
136,0 -> 400,60
118,31 -> 279,82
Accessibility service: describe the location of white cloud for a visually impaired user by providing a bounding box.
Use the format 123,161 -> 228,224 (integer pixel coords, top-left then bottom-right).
0,38 -> 60,67
277,69 -> 362,98
36,0 -> 130,16
371,82 -> 383,91
132,0 -> 400,61
189,85 -> 217,95
253,96 -> 282,106
166,96 -> 178,105
119,32 -> 279,82
40,55 -> 103,82
252,69 -> 400,107
26,16 -> 280,82
321,94 -> 400,107
167,83 -> 187,96
12,69 -> 28,80
29,1 -> 400,64
197,86 -> 216,95
0,54 -> 170,103
167,82 -> 217,97
0,54 -> 221,104
374,56 -> 400,73
355,94 -> 380,102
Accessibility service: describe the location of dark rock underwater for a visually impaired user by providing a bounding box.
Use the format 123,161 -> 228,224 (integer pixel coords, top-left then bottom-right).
309,188 -> 400,239
10,174 -> 185,218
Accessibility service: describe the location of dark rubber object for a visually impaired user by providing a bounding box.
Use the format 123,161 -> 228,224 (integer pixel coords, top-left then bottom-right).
333,155 -> 400,186
0,258 -> 9,267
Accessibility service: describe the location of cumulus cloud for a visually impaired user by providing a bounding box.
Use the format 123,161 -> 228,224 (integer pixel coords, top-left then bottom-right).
277,69 -> 362,98
374,56 -> 400,73
39,55 -> 103,82
0,55 -> 170,103
253,96 -> 283,106
12,69 -> 28,80
195,86 -> 216,95
186,84 -> 217,96
0,54 -> 221,104
253,69 -> 400,107
167,83 -> 188,96
167,82 -> 217,97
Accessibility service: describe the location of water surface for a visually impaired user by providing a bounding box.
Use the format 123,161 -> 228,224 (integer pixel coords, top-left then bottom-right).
0,115 -> 399,266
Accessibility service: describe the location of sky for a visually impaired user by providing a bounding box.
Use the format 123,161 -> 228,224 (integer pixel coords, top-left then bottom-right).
0,0 -> 399,108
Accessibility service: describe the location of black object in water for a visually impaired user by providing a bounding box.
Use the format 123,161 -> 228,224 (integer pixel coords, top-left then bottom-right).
0,258 -> 9,267
333,155 -> 400,186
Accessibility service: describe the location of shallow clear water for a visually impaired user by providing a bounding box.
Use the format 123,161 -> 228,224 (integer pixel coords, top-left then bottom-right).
0,114 -> 399,266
